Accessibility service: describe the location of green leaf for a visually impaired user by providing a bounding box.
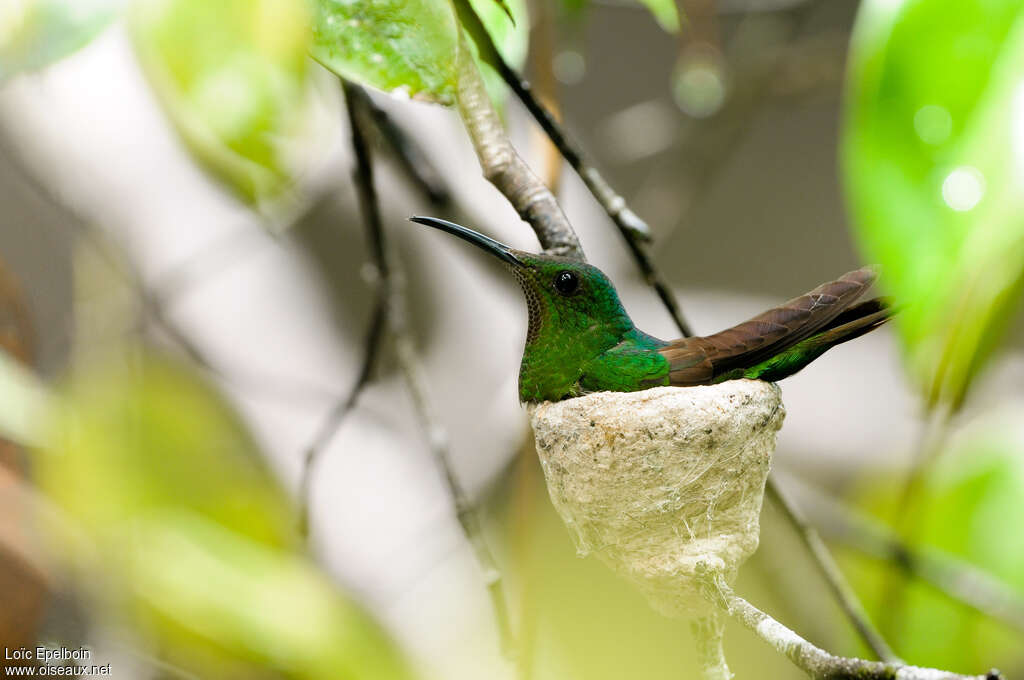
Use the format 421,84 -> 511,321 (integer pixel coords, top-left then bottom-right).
637,0 -> 679,33
38,356 -> 413,680
130,0 -> 315,208
0,0 -> 122,81
127,511 -> 413,680
842,0 -> 1024,408
311,0 -> 461,104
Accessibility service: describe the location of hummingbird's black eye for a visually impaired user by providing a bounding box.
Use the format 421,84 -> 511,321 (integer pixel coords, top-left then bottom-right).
554,270 -> 579,295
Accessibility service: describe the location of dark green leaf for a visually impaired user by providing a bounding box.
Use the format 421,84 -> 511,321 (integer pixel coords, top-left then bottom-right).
311,0 -> 461,104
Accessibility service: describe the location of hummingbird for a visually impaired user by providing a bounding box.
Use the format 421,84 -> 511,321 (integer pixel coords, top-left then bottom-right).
410,216 -> 892,403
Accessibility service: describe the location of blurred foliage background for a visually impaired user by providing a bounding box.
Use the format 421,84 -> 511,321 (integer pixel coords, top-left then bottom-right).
1,0 -> 1024,678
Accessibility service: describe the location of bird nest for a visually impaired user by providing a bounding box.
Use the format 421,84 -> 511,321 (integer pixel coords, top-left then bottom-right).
528,381 -> 785,617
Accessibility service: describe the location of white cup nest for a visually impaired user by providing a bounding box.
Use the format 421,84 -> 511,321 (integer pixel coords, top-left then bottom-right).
529,380 -> 785,617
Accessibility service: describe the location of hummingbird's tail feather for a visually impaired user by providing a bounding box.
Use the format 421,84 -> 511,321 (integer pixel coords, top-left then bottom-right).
659,267 -> 889,385
734,301 -> 893,383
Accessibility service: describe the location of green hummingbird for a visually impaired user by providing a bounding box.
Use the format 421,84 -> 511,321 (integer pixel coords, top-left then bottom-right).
410,216 -> 891,403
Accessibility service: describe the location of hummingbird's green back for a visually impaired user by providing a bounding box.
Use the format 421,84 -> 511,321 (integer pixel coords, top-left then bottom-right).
511,255 -> 670,402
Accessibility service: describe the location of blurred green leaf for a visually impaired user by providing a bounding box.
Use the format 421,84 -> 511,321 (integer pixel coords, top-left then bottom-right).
845,414 -> 1024,671
131,0 -> 315,208
128,511 -> 412,680
843,0 -> 1024,408
38,356 -> 413,680
311,0 -> 461,104
0,0 -> 122,81
637,0 -> 679,33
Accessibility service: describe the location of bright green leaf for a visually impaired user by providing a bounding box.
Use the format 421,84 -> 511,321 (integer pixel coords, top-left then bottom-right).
0,0 -> 122,80
843,0 -> 1024,408
637,0 -> 679,33
38,356 -> 413,679
311,0 -> 461,104
131,0 -> 315,208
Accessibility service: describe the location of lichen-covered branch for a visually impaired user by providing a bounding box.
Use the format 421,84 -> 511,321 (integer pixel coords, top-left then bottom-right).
699,568 -> 1001,680
454,35 -> 583,260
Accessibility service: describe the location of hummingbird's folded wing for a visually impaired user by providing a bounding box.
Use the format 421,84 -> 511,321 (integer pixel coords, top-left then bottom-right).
659,267 -> 881,386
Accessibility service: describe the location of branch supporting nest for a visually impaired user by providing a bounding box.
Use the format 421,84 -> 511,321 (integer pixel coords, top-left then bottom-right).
698,566 -> 1002,680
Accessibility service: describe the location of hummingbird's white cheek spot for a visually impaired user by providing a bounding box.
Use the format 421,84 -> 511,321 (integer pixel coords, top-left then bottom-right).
528,380 -> 784,618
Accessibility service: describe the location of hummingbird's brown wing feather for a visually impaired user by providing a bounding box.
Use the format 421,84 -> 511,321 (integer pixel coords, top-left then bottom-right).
659,267 -> 878,386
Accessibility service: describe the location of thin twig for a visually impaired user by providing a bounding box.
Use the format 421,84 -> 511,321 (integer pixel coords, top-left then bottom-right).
336,79 -> 516,657
880,408 -> 953,639
767,480 -> 899,662
390,288 -> 516,657
453,32 -> 583,260
360,92 -> 453,208
698,568 -> 1001,680
297,82 -> 391,538
791,476 -> 1024,634
454,0 -> 650,242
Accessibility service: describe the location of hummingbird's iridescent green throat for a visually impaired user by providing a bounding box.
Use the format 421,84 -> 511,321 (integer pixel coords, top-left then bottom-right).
410,216 -> 892,404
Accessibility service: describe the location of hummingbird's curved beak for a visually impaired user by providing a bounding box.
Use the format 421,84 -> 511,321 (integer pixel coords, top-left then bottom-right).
409,216 -> 523,267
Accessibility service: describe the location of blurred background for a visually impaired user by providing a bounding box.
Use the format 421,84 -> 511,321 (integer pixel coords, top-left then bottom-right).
2,0 -> 1024,678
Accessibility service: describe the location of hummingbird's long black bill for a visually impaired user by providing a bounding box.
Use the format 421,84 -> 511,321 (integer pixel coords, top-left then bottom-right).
409,216 -> 523,266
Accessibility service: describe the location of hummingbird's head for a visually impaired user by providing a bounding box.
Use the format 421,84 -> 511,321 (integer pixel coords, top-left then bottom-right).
409,216 -> 635,347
